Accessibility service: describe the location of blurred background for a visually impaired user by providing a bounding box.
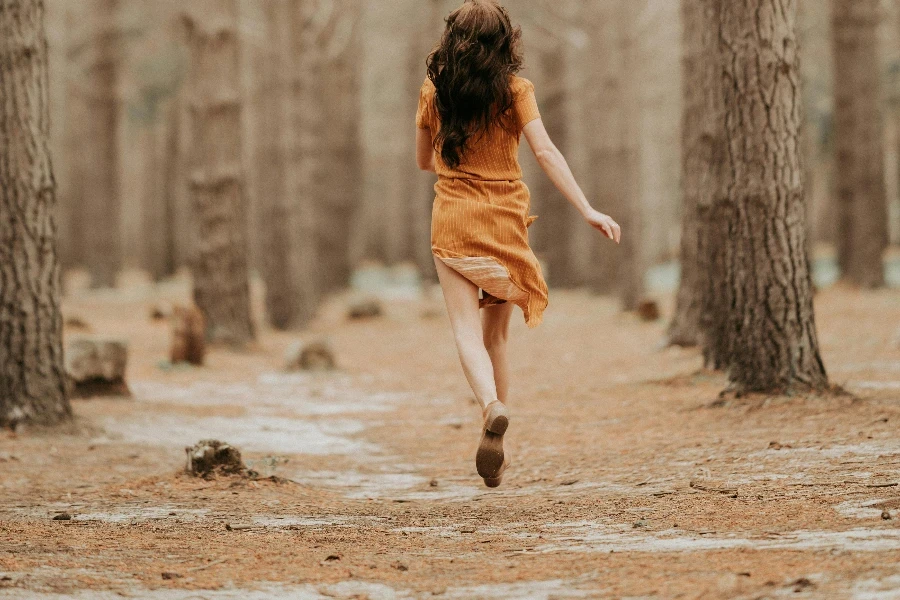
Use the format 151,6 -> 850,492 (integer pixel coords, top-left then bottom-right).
45,0 -> 900,337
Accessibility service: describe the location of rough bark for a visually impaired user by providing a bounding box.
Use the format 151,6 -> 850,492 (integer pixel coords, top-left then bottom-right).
585,0 -> 629,298
668,0 -> 727,348
66,0 -> 122,288
315,0 -> 363,294
350,0 -> 420,266
253,0 -> 293,329
183,0 -> 255,345
717,0 -> 828,393
615,0 -> 645,312
832,0 -> 889,288
0,0 -> 71,426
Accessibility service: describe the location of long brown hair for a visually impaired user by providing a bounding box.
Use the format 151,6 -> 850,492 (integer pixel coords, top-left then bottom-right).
426,0 -> 524,169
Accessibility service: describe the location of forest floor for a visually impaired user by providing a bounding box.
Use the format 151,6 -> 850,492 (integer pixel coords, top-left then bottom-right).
2,263 -> 900,599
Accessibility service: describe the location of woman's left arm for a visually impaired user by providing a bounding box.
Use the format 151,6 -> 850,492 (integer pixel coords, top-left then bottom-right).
416,127 -> 436,173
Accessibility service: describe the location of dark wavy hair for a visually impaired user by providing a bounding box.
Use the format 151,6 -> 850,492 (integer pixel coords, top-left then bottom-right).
426,0 -> 524,169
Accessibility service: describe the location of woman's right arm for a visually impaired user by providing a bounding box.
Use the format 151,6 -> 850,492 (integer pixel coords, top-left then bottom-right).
522,119 -> 621,244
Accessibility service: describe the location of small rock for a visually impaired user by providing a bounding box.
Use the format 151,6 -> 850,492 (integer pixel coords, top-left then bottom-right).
792,578 -> 815,592
225,523 -> 254,531
65,337 -> 130,398
64,316 -> 91,331
429,478 -> 439,488
284,340 -> 337,372
636,299 -> 660,322
459,526 -> 476,534
0,452 -> 18,462
347,298 -> 383,320
161,572 -> 183,580
883,510 -> 892,521
560,479 -> 579,486
150,303 -> 173,321
52,513 -> 72,521
392,561 -> 408,572
633,520 -> 649,529
185,440 -> 245,477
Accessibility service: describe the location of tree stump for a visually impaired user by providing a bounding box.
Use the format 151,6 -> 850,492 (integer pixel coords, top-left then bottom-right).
185,440 -> 245,477
65,337 -> 130,398
284,340 -> 337,372
170,306 -> 206,366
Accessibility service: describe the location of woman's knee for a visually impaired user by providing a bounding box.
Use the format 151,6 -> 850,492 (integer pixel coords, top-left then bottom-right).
483,325 -> 509,353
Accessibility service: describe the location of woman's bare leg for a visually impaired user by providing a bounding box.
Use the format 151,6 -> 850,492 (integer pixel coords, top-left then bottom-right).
433,257 -> 499,410
482,301 -> 514,405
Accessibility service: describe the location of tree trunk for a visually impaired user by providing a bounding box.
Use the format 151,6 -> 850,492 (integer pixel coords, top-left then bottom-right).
668,0 -> 727,348
832,0 -> 889,288
585,0 -> 629,299
615,0 -> 646,312
253,0 -> 293,329
183,0 -> 255,345
0,0 -> 71,426
717,0 -> 828,393
316,0 -> 363,294
66,0 -> 122,288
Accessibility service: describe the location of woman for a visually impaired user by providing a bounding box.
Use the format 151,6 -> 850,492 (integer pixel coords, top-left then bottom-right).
416,0 -> 621,488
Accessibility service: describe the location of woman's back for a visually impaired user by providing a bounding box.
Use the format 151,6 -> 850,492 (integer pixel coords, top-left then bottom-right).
416,75 -> 541,182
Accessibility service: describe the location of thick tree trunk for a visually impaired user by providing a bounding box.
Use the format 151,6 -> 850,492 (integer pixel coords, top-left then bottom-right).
253,0 -> 293,329
668,0 -> 727,348
832,0 -> 889,288
316,0 -> 363,294
717,0 -> 828,393
350,0 -> 420,266
183,0 -> 255,345
67,0 -> 122,288
615,0 -> 645,312
585,0 -> 629,298
0,0 -> 71,426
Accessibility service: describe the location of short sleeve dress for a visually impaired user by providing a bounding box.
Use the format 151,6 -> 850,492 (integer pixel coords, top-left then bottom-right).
417,76 -> 549,328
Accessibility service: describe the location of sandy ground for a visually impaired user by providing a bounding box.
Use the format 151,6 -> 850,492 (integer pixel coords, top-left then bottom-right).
1,269 -> 900,599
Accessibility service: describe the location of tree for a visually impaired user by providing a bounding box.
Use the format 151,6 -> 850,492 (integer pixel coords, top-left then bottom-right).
0,0 -> 71,426
64,0 -> 122,288
716,0 -> 828,392
832,0 -> 889,288
183,0 -> 255,345
668,0 -> 727,349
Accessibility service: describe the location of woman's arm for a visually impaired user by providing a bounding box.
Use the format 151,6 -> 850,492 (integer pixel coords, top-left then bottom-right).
522,119 -> 621,244
416,127 -> 436,173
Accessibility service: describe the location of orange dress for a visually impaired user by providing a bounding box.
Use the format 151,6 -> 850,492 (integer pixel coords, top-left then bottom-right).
417,76 -> 549,328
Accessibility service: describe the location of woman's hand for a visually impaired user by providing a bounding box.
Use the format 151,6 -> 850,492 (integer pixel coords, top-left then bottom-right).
584,209 -> 621,244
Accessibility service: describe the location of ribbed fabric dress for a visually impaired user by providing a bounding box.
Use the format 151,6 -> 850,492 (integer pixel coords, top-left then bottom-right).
417,76 -> 549,328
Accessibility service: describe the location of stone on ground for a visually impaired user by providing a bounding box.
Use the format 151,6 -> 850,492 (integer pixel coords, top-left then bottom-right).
284,340 -> 337,372
347,297 -> 383,320
65,337 -> 130,398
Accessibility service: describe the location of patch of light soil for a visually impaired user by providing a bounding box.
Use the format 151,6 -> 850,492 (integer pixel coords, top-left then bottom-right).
835,498 -> 896,520
130,374 -> 411,415
0,579 -> 596,600
853,576 -> 900,600
102,414 -> 373,456
520,521 -> 900,554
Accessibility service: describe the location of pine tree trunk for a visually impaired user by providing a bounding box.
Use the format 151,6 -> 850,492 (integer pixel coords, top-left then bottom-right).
717,0 -> 828,393
0,0 -> 71,426
316,0 -> 363,294
254,0 -> 293,329
832,0 -> 889,288
668,0 -> 727,348
67,0 -> 122,288
586,0 -> 629,298
183,0 -> 255,345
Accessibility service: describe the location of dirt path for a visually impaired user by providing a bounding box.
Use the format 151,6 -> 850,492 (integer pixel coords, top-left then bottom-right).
1,279 -> 900,599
